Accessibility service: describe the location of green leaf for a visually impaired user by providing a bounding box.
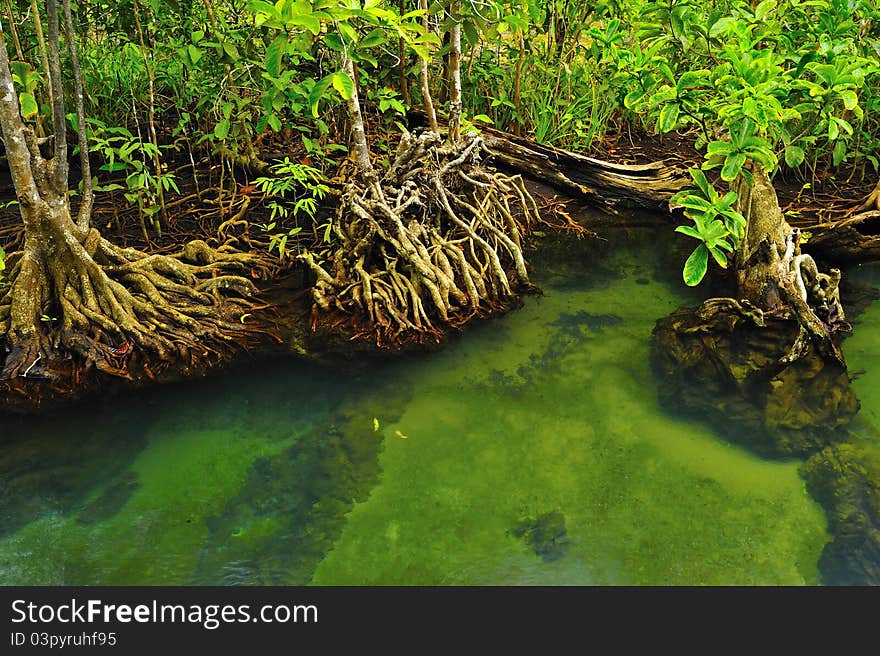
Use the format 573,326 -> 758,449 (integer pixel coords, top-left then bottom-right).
265,35 -> 287,77
359,28 -> 386,49
187,44 -> 202,65
709,16 -> 735,38
688,169 -> 714,200
754,0 -> 775,19
683,245 -> 709,286
721,153 -> 747,181
291,13 -> 321,36
214,118 -> 230,141
267,114 -> 282,132
658,102 -> 680,133
674,225 -> 702,240
19,92 -> 38,119
248,0 -> 279,20
331,70 -> 355,100
222,41 -> 240,61
709,246 -> 728,268
623,89 -> 646,110
839,89 -> 858,111
309,75 -> 334,117
784,145 -> 805,168
338,21 -> 358,44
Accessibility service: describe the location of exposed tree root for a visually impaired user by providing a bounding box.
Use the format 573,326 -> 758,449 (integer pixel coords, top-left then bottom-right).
298,130 -> 539,345
855,178 -> 880,213
0,226 -> 275,381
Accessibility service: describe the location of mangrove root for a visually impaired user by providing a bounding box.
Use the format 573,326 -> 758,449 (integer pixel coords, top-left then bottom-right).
298,130 -> 539,344
0,230 -> 274,380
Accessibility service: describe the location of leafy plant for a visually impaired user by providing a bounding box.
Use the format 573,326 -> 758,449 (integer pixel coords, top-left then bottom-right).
670,169 -> 746,286
254,157 -> 330,257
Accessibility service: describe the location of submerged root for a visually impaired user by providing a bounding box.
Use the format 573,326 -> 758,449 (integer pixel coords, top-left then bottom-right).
0,233 -> 276,380
299,130 -> 539,344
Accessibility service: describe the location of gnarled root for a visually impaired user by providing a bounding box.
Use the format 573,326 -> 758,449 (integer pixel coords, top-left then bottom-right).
298,130 -> 539,344
0,229 -> 275,380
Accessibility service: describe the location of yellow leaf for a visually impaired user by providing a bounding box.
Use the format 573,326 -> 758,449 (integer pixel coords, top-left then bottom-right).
395,430 -> 409,440
372,418 -> 380,432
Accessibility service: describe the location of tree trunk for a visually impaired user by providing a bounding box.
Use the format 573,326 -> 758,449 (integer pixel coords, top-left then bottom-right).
419,0 -> 438,134
732,163 -> 847,363
447,1 -> 463,144
0,1 -> 267,380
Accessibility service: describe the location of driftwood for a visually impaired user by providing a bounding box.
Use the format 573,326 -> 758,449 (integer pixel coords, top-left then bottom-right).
792,210 -> 880,264
483,134 -> 688,213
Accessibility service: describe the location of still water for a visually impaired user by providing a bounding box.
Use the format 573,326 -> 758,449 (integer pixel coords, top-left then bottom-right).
0,229 -> 833,585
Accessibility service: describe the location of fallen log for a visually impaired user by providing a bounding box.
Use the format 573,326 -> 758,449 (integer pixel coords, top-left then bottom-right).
792,210 -> 880,264
406,109 -> 689,213
483,134 -> 689,213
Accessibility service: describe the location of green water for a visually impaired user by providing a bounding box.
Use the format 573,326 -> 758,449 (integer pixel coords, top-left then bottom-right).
0,230 -> 829,585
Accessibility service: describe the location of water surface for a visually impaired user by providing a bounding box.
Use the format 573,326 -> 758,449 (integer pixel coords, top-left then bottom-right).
0,229 -> 828,585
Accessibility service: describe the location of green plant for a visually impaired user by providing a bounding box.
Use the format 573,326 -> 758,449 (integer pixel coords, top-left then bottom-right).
254,157 -> 330,257
670,169 -> 746,286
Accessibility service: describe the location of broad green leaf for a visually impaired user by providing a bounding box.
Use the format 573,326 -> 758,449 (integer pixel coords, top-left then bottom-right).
706,140 -> 734,156
623,89 -> 646,110
721,153 -> 747,181
267,114 -> 282,132
784,145 -> 805,168
309,75 -> 334,117
709,246 -> 728,268
338,21 -> 358,44
709,16 -> 735,37
674,196 -> 713,212
187,44 -> 202,65
754,0 -> 775,19
683,245 -> 709,286
265,35 -> 287,77
291,13 -> 321,36
214,118 -> 230,140
222,41 -> 240,61
674,225 -> 702,240
689,168 -> 713,200
658,102 -> 680,133
19,92 -> 38,119
248,0 -> 279,19
828,118 -> 839,141
833,140 -> 847,167
331,70 -> 355,100
359,28 -> 386,49
839,89 -> 858,111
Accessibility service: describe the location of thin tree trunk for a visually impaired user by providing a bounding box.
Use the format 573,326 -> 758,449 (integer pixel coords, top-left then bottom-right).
203,0 -> 219,32
2,0 -> 24,60
30,0 -> 53,128
419,0 -> 438,134
448,1 -> 463,144
62,0 -> 92,231
397,0 -> 410,106
342,53 -> 375,184
46,0 -> 68,193
132,0 -> 167,226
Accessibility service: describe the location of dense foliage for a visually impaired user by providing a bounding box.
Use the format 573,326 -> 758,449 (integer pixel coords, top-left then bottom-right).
2,0 -> 880,285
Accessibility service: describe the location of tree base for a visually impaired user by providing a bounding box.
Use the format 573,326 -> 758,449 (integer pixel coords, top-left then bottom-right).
299,130 -> 542,346
0,230 -> 276,381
